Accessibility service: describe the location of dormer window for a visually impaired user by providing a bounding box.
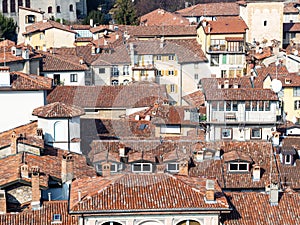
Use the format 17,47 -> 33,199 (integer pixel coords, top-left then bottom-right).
167,162 -> 179,172
52,214 -> 61,223
132,163 -> 152,173
96,163 -> 118,173
285,78 -> 291,84
228,162 -> 249,172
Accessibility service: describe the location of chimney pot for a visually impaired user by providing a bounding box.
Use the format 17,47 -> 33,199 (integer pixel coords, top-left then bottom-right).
11,130 -> 18,155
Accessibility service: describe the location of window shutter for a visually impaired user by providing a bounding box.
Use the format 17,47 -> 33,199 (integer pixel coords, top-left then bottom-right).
166,84 -> 171,92
175,85 -> 178,93
174,70 -> 178,76
166,70 -> 169,76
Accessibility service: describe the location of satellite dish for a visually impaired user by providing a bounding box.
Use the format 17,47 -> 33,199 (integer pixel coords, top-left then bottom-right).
271,79 -> 282,93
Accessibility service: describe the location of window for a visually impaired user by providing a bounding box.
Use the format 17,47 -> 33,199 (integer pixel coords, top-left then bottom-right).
221,128 -> 232,139
221,70 -> 226,78
56,5 -> 61,13
10,0 -> 16,13
111,80 -> 119,85
293,87 -> 300,96
263,20 -> 267,26
156,70 -> 162,76
285,155 -> 291,164
168,70 -> 174,76
219,101 -> 224,111
226,101 -> 231,111
26,15 -> 35,24
18,0 -> 22,7
258,101 -> 264,111
194,74 -> 198,80
99,68 -> 105,73
123,65 -> 129,75
132,163 -> 152,173
25,0 -> 30,7
212,101 -> 218,111
228,162 -> 249,172
39,33 -> 44,40
123,79 -> 129,85
227,41 -> 243,52
156,55 -> 162,60
168,55 -> 174,60
295,100 -> 300,110
111,66 -> 119,77
210,39 -> 226,51
53,214 -> 61,221
170,84 -> 176,93
2,0 -> 8,13
222,55 -> 227,64
48,6 -> 53,13
53,74 -> 60,86
167,163 -> 179,172
70,74 -> 77,82
251,128 -> 261,139
210,55 -> 219,66
252,101 -> 257,111
69,4 -> 74,12
232,101 -> 238,111
264,101 -> 270,111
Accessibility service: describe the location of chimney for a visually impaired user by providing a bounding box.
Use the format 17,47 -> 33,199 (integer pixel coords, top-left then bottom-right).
178,159 -> 189,176
61,154 -> 74,183
205,179 -> 215,202
11,131 -> 18,155
89,19 -> 93,27
101,162 -> 111,177
21,164 -> 29,178
0,190 -> 6,214
195,150 -> 204,162
160,37 -> 165,48
233,82 -> 239,88
119,144 -> 126,157
78,190 -> 82,202
269,183 -> 279,206
31,166 -> 40,210
36,128 -> 43,139
129,43 -> 135,66
156,164 -> 166,173
0,66 -> 10,87
224,80 -> 229,89
252,165 -> 261,181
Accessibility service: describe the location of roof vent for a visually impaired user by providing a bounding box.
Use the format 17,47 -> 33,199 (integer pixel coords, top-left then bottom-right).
269,183 -> 279,206
205,179 -> 215,202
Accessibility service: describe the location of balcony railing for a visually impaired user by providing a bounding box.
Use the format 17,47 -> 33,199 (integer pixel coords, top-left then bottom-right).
209,45 -> 244,52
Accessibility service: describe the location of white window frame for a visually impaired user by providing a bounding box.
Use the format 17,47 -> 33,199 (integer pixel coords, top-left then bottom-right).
168,55 -> 175,60
170,84 -> 175,93
228,162 -> 249,172
285,155 -> 291,164
167,163 -> 179,172
53,214 -> 61,221
251,128 -> 262,139
156,55 -> 162,60
70,74 -> 78,82
221,128 -> 232,139
168,70 -> 174,76
132,163 -> 152,173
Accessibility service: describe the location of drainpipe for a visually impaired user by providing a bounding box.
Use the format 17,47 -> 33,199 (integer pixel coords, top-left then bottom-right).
68,118 -> 70,152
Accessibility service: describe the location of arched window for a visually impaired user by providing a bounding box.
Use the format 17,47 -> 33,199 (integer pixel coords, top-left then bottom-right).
69,4 -> 73,12
177,220 -> 201,225
2,0 -> 8,13
56,5 -> 61,13
48,6 -> 52,13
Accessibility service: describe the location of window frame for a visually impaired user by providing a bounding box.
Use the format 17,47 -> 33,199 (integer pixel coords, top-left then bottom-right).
99,68 -> 105,73
295,100 -> 300,110
167,163 -> 179,172
228,162 -> 249,172
132,163 -> 152,173
221,128 -> 232,139
70,74 -> 78,82
168,55 -> 175,60
210,54 -> 220,67
251,128 -> 262,139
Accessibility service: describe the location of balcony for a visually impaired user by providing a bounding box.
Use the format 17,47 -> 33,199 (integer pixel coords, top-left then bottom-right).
209,45 -> 226,52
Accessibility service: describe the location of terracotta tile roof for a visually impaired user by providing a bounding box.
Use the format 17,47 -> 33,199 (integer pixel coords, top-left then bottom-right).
283,22 -> 300,32
75,37 -> 93,42
0,201 -> 78,225
18,6 -> 45,14
50,46 -> 99,65
89,25 -> 115,34
2,71 -> 52,91
284,2 -> 300,14
182,90 -> 205,107
127,25 -> 197,38
47,83 -> 168,108
99,39 -> 206,64
23,20 -> 77,35
32,102 -> 85,118
140,8 -> 190,26
41,51 -> 89,71
222,191 -> 300,225
71,24 -> 91,30
223,150 -> 253,163
202,17 -> 248,34
0,149 -> 96,188
0,121 -> 43,149
176,2 -> 240,17
189,141 -> 279,189
69,174 -> 229,213
91,32 -> 122,48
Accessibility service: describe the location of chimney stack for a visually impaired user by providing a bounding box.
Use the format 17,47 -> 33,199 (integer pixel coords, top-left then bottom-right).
11,131 -> 18,155
0,190 -> 6,214
31,166 -> 40,210
101,162 -> 111,177
178,159 -> 189,176
21,164 -> 29,178
36,128 -> 43,139
205,179 -> 215,202
269,183 -> 279,206
156,164 -> 166,173
61,154 -> 74,183
252,165 -> 261,181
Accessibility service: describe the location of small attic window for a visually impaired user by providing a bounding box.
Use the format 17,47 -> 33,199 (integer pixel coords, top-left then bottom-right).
52,214 -> 61,222
228,162 -> 249,172
285,78 -> 291,84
